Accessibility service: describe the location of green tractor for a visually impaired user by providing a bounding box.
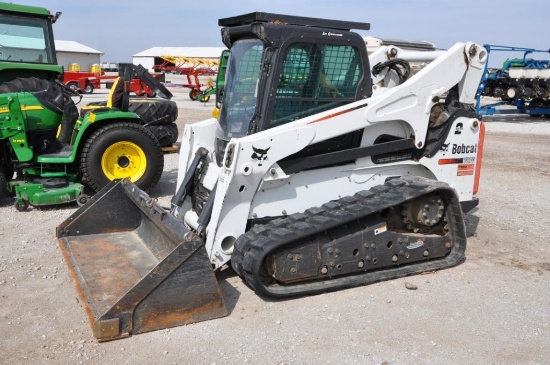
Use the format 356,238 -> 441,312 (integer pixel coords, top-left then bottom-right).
0,2 -> 170,211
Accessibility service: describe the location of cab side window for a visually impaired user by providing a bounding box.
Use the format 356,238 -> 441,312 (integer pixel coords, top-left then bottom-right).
270,43 -> 362,128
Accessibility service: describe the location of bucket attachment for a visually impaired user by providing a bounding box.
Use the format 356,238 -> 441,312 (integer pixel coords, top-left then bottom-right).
57,179 -> 227,341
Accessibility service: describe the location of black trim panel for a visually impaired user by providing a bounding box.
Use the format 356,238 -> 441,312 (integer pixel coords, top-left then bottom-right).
278,138 -> 415,174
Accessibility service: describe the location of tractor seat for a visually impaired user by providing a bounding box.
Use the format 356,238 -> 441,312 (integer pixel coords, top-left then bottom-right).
79,77 -> 128,117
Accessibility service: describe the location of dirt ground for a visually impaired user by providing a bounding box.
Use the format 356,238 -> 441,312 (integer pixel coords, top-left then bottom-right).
1,97 -> 549,364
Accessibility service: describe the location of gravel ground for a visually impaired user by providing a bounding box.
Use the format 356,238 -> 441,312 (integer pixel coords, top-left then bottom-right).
1,89 -> 549,364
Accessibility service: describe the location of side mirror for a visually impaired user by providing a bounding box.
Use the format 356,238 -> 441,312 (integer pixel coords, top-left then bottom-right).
52,12 -> 62,23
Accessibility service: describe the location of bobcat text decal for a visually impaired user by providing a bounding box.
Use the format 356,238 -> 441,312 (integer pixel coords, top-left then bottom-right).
452,143 -> 477,154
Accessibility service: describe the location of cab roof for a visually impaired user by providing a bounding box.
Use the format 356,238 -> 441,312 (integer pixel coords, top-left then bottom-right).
219,12 -> 370,31
0,2 -> 52,18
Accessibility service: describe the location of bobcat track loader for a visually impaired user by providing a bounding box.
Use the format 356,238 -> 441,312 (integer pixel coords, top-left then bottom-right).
57,12 -> 487,340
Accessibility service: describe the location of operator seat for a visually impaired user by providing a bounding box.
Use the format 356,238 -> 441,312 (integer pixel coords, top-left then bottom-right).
106,76 -> 129,111
79,76 -> 130,117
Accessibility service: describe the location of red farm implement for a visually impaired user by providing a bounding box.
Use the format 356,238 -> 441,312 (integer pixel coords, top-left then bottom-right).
63,68 -> 164,97
152,56 -> 219,100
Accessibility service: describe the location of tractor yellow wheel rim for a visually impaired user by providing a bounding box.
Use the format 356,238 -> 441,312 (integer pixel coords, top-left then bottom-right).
101,141 -> 147,182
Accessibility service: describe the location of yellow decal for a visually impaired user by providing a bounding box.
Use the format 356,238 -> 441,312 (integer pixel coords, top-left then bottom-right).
21,105 -> 44,111
88,113 -> 96,123
12,139 -> 25,143
0,107 -> 9,113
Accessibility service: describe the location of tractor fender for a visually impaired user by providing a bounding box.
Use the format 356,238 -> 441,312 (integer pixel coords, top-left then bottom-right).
70,111 -> 142,160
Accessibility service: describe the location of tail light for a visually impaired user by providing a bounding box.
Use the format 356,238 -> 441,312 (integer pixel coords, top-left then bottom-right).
473,121 -> 485,194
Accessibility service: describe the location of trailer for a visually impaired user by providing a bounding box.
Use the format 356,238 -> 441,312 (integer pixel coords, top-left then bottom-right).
99,75 -> 162,97
476,45 -> 550,118
62,68 -> 164,97
62,70 -> 98,94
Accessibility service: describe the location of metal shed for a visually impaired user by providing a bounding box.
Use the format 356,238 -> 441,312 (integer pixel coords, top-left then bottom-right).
55,40 -> 103,72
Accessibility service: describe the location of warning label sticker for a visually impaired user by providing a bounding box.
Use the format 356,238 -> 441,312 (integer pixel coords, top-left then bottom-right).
374,224 -> 387,235
457,164 -> 475,176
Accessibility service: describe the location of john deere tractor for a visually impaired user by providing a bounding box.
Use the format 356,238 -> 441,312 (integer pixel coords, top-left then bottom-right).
0,2 -> 169,210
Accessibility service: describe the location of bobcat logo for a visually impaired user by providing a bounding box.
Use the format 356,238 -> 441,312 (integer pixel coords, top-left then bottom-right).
251,146 -> 270,166
441,143 -> 450,152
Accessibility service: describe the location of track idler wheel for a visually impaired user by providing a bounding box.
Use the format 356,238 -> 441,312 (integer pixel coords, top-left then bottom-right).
403,193 -> 445,232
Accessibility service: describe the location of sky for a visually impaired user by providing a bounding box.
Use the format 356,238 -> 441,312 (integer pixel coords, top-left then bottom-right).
15,0 -> 550,67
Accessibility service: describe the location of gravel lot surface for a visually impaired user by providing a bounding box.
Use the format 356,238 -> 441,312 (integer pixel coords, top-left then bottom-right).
1,88 -> 549,364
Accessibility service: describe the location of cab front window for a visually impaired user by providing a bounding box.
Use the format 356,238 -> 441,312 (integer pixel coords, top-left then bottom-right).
0,14 -> 53,64
218,39 -> 264,138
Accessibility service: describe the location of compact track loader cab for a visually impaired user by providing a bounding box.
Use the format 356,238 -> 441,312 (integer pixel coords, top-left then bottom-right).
58,12 -> 487,340
213,13 -> 373,164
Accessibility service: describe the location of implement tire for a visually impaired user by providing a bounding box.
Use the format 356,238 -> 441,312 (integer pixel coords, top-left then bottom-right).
128,99 -> 178,125
83,82 -> 94,94
189,89 -> 200,101
147,122 -> 179,147
80,122 -> 164,192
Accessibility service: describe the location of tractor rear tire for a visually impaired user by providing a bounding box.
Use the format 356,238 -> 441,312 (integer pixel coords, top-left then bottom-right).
80,122 -> 164,192
0,77 -> 66,113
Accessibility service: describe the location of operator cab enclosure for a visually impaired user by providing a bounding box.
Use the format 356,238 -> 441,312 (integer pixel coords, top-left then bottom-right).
215,12 -> 372,163
0,1 -> 61,81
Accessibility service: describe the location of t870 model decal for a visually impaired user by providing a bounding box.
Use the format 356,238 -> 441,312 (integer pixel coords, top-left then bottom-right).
438,156 -> 476,165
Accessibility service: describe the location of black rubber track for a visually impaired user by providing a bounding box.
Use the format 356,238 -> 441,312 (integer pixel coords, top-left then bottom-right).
79,122 -> 164,192
231,176 -> 467,298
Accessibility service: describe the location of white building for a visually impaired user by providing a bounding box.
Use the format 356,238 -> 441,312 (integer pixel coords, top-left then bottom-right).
132,47 -> 226,73
55,40 -> 103,72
